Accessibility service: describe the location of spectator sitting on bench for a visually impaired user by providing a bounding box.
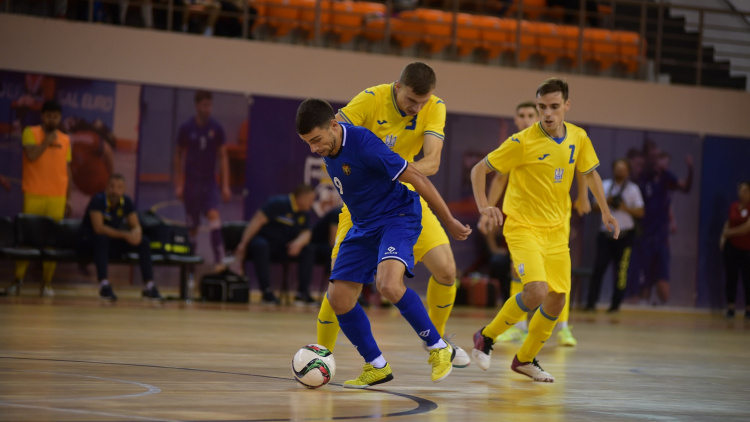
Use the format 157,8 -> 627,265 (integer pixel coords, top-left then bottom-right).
234,184 -> 316,306
78,173 -> 161,302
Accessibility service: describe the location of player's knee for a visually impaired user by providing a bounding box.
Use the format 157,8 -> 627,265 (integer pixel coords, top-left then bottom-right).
522,282 -> 548,307
431,263 -> 456,286
375,278 -> 405,303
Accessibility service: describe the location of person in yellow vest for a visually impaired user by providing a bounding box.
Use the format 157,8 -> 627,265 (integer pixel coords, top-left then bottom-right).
9,100 -> 71,297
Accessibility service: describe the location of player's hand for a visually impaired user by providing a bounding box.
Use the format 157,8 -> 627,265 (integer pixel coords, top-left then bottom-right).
287,240 -> 304,257
574,197 -> 591,216
446,218 -> 472,241
479,206 -> 503,231
124,229 -> 141,246
477,214 -> 490,235
43,130 -> 57,145
222,186 -> 231,202
602,212 -> 620,239
175,184 -> 184,200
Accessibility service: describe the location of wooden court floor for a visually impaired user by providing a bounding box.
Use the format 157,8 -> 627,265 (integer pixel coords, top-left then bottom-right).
1,294 -> 749,422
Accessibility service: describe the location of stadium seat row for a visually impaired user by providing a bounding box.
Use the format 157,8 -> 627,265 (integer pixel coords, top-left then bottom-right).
251,1 -> 644,72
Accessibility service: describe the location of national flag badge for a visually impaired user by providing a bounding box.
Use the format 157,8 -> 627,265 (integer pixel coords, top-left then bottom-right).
342,163 -> 351,176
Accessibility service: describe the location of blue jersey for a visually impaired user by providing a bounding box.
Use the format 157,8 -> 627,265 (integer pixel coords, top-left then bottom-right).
324,123 -> 419,227
176,117 -> 225,185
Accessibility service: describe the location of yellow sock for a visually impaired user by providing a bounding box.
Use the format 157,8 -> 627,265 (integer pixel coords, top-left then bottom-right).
15,260 -> 29,281
558,293 -> 569,324
517,305 -> 558,362
483,293 -> 531,339
426,276 -> 456,336
316,294 -> 340,352
42,261 -> 57,286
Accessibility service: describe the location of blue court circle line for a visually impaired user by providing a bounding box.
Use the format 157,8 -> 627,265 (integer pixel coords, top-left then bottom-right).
0,356 -> 438,421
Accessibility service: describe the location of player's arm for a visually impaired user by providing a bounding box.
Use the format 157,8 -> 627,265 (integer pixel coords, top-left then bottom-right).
676,155 -> 694,192
89,211 -> 128,240
123,212 -> 143,245
582,170 -> 620,238
724,217 -> 750,238
235,210 -> 269,257
410,134 -> 443,177
174,144 -> 186,199
476,170 -> 508,234
574,171 -> 591,216
399,164 -> 471,241
22,127 -> 52,162
219,143 -> 231,201
471,159 -> 505,230
287,229 -> 312,257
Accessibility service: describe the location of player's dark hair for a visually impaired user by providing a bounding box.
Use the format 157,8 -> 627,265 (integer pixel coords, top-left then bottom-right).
536,78 -> 569,101
612,158 -> 630,172
399,62 -> 437,96
109,173 -> 126,182
296,99 -> 335,135
516,101 -> 537,114
195,90 -> 212,103
293,184 -> 315,197
41,100 -> 62,114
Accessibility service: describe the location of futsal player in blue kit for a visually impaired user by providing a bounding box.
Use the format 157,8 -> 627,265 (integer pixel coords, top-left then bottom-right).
296,99 -> 472,388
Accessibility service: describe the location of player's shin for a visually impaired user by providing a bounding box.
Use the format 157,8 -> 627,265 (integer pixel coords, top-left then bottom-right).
337,303 -> 382,364
426,276 -> 456,336
395,287 -> 444,348
317,294 -> 341,352
517,305 -> 558,362
484,293 -> 533,339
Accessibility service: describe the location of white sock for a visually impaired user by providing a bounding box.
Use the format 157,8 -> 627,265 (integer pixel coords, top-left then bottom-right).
427,339 -> 447,350
369,355 -> 386,369
516,319 -> 528,331
100,280 -> 109,286
558,321 -> 568,329
145,281 -> 155,289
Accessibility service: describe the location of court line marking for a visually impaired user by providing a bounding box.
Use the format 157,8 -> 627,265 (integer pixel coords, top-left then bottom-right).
0,369 -> 161,402
0,401 -> 184,422
0,356 -> 438,421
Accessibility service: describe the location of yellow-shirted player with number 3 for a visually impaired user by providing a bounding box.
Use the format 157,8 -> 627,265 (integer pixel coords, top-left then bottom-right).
470,78 -> 619,382
316,62 -> 472,368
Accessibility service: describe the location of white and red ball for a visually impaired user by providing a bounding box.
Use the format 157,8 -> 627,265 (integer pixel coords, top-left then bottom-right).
292,344 -> 336,389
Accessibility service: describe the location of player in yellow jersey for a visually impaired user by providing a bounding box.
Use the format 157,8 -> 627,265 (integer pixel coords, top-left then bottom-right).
470,78 -> 618,382
482,101 -> 591,347
316,62 -> 471,368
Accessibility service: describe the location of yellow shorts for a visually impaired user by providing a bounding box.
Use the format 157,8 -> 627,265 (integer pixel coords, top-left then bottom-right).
331,196 -> 450,263
504,217 -> 571,294
23,193 -> 66,221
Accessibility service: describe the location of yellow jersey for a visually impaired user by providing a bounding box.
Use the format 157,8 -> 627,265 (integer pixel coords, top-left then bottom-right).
486,121 -> 599,227
338,83 -> 446,162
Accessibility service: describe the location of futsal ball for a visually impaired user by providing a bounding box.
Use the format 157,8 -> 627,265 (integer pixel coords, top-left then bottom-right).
292,344 -> 335,389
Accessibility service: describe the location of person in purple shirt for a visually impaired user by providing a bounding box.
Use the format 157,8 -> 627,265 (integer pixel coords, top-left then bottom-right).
174,91 -> 231,267
633,141 -> 693,305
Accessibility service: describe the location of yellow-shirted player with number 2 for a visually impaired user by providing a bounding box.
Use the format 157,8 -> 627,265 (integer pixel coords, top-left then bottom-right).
470,78 -> 619,382
316,62 -> 471,368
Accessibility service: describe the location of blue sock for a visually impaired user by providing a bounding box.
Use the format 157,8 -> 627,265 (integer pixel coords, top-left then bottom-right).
337,303 -> 381,363
394,287 -> 442,347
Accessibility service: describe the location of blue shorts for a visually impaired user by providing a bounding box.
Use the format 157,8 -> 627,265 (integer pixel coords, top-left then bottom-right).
642,235 -> 670,285
331,212 -> 422,285
184,183 -> 219,228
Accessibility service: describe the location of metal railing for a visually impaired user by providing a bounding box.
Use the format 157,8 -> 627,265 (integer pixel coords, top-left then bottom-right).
3,0 -> 749,89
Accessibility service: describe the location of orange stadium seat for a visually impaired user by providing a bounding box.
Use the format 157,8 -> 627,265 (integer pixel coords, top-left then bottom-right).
558,25 -> 581,64
526,21 -> 564,65
390,10 -> 425,49
475,16 -> 516,60
298,0 -> 333,40
455,13 -> 482,58
614,30 -> 643,74
413,9 -> 453,55
583,27 -> 617,71
249,0 -> 268,27
328,1 -> 365,44
264,0 -> 306,37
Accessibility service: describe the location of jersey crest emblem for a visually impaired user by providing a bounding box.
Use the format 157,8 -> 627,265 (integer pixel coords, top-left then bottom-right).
342,163 -> 351,176
384,134 -> 397,149
554,168 -> 564,183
